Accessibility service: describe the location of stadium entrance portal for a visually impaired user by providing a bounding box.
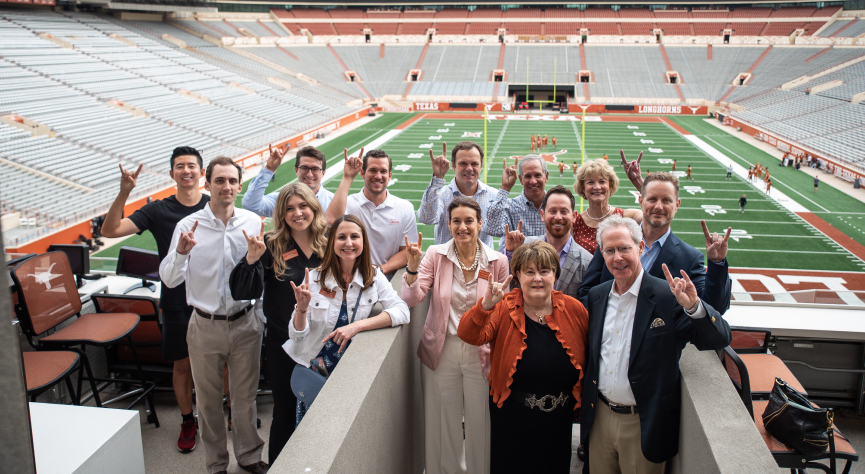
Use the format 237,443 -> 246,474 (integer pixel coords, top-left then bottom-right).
509,84 -> 574,111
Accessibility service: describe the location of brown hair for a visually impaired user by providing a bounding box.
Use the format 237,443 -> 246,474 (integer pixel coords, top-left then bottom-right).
541,185 -> 575,210
447,196 -> 482,221
266,183 -> 327,280
641,171 -> 680,199
362,149 -> 392,172
316,215 -> 375,293
574,159 -> 619,199
510,240 -> 561,281
450,141 -> 484,167
205,156 -> 242,183
295,146 -> 327,171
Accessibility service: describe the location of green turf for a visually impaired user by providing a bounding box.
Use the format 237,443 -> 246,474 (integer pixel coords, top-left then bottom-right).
94,113 -> 865,273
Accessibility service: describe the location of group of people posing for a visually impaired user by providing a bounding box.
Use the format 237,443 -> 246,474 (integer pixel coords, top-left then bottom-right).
102,139 -> 734,474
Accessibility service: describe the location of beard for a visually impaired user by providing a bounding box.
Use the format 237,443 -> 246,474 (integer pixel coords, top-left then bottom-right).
547,220 -> 571,239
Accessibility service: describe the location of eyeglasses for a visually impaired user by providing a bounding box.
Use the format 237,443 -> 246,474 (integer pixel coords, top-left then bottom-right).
601,245 -> 634,257
297,165 -> 323,174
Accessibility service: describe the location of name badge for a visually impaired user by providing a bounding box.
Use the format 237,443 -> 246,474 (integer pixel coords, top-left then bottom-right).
282,249 -> 298,261
320,288 -> 337,299
478,270 -> 491,281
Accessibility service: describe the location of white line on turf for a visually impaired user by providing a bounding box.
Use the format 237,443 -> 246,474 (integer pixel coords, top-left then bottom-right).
485,120 -> 510,183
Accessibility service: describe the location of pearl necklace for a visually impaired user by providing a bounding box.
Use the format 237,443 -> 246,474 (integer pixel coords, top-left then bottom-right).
453,241 -> 481,272
585,206 -> 614,221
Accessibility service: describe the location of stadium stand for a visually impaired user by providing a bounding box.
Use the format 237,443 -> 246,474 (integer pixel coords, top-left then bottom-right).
621,22 -> 655,35
666,45 -> 765,101
657,23 -> 692,36
731,22 -> 768,36
793,61 -> 865,101
693,22 -> 726,36
332,44 -> 424,97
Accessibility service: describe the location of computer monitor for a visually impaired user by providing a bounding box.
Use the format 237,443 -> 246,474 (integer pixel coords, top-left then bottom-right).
116,246 -> 160,294
47,244 -> 90,288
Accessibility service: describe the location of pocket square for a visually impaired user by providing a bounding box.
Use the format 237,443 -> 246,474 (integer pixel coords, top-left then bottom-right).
650,318 -> 666,328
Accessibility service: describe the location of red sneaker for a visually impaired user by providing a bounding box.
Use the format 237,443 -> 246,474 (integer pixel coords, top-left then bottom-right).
177,419 -> 197,453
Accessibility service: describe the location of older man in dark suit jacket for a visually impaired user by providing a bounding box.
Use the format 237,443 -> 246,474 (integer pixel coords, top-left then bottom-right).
578,171 -> 732,314
581,216 -> 731,473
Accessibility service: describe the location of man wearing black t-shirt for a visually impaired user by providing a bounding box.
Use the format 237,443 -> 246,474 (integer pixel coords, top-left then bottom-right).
102,146 -> 209,454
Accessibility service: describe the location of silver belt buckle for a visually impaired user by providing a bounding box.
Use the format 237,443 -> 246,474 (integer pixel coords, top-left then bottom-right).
526,392 -> 569,412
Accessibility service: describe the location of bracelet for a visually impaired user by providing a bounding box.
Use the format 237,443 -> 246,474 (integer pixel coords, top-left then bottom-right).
405,268 -> 418,275
294,304 -> 307,314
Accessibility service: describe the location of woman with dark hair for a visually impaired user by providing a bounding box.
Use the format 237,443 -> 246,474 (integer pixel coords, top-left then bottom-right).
285,214 -> 409,423
229,183 -> 328,463
459,240 -> 589,473
402,196 -> 509,474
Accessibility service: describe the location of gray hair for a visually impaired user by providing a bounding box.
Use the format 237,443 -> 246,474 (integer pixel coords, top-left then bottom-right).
518,154 -> 548,177
597,215 -> 642,249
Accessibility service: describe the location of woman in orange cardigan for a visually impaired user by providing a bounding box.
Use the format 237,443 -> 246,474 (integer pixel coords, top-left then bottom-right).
459,240 -> 589,473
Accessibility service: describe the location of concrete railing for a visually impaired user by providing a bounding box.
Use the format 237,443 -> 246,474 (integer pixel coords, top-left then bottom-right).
273,272 -> 779,473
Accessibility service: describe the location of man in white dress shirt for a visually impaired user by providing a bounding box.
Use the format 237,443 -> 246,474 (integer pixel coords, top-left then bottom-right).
345,149 -> 418,278
580,216 -> 730,474
160,156 -> 269,474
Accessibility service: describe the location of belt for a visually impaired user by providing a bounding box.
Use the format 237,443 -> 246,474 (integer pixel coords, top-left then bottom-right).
510,388 -> 570,412
598,392 -> 639,415
194,304 -> 252,321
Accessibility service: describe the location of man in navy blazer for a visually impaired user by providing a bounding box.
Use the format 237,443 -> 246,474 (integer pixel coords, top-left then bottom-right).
578,171 -> 732,314
581,216 -> 731,473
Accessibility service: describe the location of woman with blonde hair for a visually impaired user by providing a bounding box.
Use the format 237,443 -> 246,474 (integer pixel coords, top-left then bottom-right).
229,183 -> 327,463
286,214 -> 409,423
573,158 -> 642,254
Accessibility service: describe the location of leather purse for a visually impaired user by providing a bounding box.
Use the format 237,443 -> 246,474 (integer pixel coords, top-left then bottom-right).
762,377 -> 835,458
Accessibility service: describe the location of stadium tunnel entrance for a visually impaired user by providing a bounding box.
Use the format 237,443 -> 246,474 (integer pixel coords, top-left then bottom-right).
509,84 -> 574,111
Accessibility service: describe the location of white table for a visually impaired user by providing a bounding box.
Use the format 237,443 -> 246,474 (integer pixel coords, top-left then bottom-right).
30,403 -> 145,474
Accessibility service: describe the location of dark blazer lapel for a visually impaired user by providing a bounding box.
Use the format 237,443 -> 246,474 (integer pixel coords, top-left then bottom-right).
590,281 -> 614,369
629,272 -> 656,366
649,231 -> 682,278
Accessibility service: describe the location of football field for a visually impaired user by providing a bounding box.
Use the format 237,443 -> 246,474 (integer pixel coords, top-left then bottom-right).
95,112 -> 865,274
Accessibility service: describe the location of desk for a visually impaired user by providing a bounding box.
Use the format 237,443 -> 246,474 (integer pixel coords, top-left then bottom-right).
30,402 -> 145,474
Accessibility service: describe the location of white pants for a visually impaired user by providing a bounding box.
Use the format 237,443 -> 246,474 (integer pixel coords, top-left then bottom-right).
421,335 -> 491,474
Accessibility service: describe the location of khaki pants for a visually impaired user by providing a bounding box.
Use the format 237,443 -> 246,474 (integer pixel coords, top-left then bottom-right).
588,401 -> 665,474
421,336 -> 491,474
188,308 -> 264,474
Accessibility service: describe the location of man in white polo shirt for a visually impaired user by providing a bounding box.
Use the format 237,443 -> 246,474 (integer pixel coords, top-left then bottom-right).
345,149 -> 418,278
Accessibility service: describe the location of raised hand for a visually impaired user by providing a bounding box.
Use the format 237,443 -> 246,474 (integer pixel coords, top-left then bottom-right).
344,147 -> 364,179
430,142 -> 449,179
266,143 -> 287,173
290,268 -> 312,312
482,274 -> 513,311
701,220 -> 732,263
243,221 -> 267,264
177,221 -> 198,255
663,264 -> 699,310
501,157 -> 518,192
119,163 -> 143,193
504,220 -> 525,252
405,232 -> 423,272
620,149 -> 644,190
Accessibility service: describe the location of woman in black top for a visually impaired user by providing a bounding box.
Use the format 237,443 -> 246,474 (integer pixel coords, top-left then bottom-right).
229,183 -> 327,464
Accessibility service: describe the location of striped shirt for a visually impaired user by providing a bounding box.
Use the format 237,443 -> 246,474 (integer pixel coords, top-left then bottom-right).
417,177 -> 496,248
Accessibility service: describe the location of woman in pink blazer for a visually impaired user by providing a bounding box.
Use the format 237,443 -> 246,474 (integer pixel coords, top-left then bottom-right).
402,197 -> 509,474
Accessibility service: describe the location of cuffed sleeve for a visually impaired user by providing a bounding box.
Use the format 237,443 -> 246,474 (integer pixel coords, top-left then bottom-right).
376,272 -> 410,326
241,169 -> 278,218
159,222 -> 190,289
417,176 -> 446,225
457,298 -> 502,346
401,247 -> 436,307
288,309 -> 310,341
229,254 -> 265,301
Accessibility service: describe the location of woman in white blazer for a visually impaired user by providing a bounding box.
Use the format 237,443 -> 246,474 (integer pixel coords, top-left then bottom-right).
286,215 -> 409,423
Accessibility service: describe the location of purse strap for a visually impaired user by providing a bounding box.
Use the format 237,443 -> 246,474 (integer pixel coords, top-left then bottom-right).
349,288 -> 364,324
828,410 -> 836,474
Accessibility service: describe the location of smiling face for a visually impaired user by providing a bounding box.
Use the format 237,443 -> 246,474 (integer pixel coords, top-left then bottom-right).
448,205 -> 481,245
334,220 -> 363,264
516,262 -> 556,303
600,226 -> 644,290
519,159 -> 549,203
361,157 -> 391,196
639,181 -> 680,231
169,155 -> 202,190
453,147 -> 482,190
284,194 -> 313,233
295,155 -> 324,192
541,193 -> 574,240
583,174 -> 611,204
204,164 -> 241,207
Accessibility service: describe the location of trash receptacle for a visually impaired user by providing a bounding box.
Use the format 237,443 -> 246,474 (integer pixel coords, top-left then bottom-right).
855,178 -> 861,189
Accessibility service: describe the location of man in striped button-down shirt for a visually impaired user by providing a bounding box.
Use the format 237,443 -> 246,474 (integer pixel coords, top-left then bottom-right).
482,154 -> 549,251
417,141 -> 497,248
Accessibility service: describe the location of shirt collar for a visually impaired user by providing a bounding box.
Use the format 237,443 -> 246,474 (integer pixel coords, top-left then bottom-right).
541,234 -> 572,258
610,267 -> 644,298
203,201 -> 237,225
448,178 -> 490,197
357,189 -> 393,209
644,227 -> 672,251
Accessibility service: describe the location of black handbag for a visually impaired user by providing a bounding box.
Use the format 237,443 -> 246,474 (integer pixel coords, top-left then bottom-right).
762,377 -> 835,458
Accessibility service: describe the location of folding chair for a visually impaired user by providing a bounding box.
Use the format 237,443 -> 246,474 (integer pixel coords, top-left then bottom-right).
21,350 -> 83,404
10,251 -> 159,426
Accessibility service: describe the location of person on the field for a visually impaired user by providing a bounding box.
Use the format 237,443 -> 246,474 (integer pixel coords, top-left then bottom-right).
726,164 -> 733,180
552,136 -> 557,147
814,175 -> 820,193
558,162 -> 565,177
739,194 -> 747,213
686,165 -> 693,182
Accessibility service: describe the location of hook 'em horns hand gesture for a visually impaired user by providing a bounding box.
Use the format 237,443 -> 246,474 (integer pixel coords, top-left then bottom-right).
481,273 -> 513,311
177,221 -> 198,256
430,142 -> 449,179
243,221 -> 266,265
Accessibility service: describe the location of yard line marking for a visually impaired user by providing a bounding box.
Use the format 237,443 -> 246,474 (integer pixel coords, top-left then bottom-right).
486,119 -> 510,182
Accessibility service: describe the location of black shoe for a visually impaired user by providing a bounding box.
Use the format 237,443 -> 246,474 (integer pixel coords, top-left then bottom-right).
239,461 -> 269,474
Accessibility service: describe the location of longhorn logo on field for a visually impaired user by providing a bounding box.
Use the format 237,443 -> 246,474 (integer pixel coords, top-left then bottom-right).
483,103 -> 495,112
462,132 -> 482,138
688,106 -> 701,114
510,150 -> 568,164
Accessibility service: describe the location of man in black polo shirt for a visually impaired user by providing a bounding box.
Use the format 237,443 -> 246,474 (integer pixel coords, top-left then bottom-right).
102,146 -> 209,454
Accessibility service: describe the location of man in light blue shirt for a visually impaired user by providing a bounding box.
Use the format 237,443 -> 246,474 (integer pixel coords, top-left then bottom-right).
482,154 -> 549,250
417,141 -> 496,247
